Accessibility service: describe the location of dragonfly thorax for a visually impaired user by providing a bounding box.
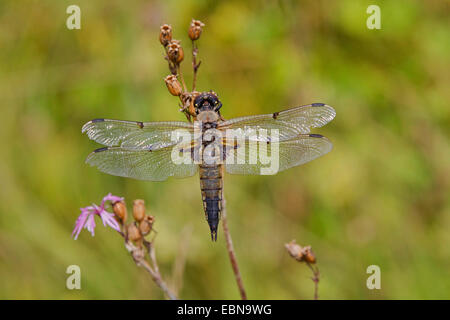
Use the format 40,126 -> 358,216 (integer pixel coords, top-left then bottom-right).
197,110 -> 219,123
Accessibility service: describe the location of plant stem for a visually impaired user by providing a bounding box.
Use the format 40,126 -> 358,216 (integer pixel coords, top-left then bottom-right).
306,262 -> 320,300
177,65 -> 188,93
140,255 -> 177,300
124,239 -> 177,300
192,40 -> 201,91
221,169 -> 247,300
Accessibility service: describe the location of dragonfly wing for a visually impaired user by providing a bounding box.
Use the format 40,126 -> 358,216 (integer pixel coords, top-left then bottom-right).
224,134 -> 333,175
219,103 -> 335,141
86,145 -> 198,181
82,119 -> 194,150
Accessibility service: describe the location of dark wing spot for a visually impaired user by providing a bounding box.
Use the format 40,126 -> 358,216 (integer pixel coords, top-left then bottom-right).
137,121 -> 144,129
311,103 -> 325,107
94,147 -> 109,153
92,118 -> 105,123
272,112 -> 280,119
309,134 -> 324,138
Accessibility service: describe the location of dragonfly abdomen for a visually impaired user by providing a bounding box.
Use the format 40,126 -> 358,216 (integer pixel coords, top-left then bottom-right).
199,164 -> 223,241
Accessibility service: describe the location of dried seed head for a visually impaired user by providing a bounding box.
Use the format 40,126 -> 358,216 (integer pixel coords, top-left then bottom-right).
112,201 -> 127,224
159,24 -> 172,46
164,75 -> 183,96
139,215 -> 155,236
188,19 -> 205,41
167,40 -> 184,64
127,223 -> 142,242
133,199 -> 146,222
187,91 -> 200,116
303,246 -> 316,264
285,241 -> 317,264
285,240 -> 304,262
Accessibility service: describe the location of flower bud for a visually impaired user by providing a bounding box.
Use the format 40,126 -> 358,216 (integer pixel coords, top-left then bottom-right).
188,20 -> 205,41
167,40 -> 184,64
133,199 -> 146,222
127,223 -> 142,242
164,75 -> 183,96
139,215 -> 155,236
112,201 -> 127,224
159,24 -> 172,46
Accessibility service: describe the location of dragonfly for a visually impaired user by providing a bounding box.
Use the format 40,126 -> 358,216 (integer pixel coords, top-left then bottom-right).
82,92 -> 336,241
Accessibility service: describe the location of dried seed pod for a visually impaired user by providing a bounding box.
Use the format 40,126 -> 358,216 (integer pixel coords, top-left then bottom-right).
159,24 -> 172,46
139,215 -> 155,236
187,91 -> 200,116
188,19 -> 205,41
303,246 -> 316,264
167,40 -> 184,64
133,199 -> 146,222
112,201 -> 127,224
285,241 -> 317,264
127,223 -> 142,242
164,75 -> 183,96
285,240 -> 304,262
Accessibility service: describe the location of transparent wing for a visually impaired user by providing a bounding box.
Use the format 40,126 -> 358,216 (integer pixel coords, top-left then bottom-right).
224,134 -> 333,175
219,103 -> 335,141
82,119 -> 194,150
86,146 -> 198,181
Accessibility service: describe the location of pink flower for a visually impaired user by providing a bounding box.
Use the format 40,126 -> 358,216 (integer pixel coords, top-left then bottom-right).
72,193 -> 124,240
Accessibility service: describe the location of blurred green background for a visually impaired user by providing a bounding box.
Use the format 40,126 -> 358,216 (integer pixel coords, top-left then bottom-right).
0,0 -> 449,299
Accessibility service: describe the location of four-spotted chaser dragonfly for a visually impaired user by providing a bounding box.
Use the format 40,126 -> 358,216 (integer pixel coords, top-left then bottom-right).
82,92 -> 336,241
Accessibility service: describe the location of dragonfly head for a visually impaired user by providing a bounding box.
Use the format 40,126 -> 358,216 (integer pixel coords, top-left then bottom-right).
194,91 -> 222,114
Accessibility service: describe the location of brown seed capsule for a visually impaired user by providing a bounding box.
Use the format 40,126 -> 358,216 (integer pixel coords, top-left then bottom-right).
302,246 -> 316,264
167,40 -> 184,64
164,75 -> 183,96
112,201 -> 127,224
139,215 -> 155,236
127,223 -> 142,242
159,24 -> 172,46
187,91 -> 200,116
188,20 -> 205,41
133,199 -> 146,222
